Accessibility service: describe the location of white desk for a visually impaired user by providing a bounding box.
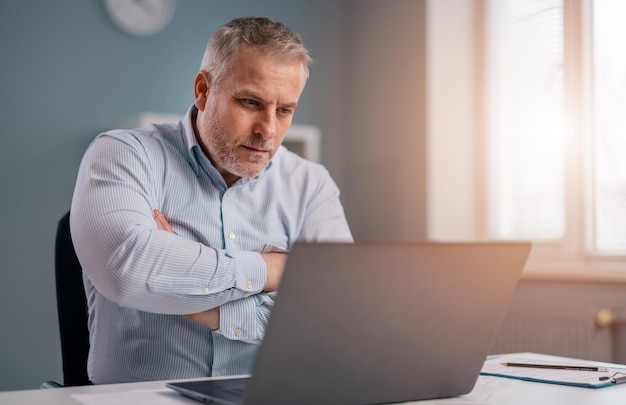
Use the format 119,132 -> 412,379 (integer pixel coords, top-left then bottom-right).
2,354 -> 626,405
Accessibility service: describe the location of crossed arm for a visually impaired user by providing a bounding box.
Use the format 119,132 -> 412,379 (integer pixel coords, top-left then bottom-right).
72,133 -> 351,341
153,209 -> 287,330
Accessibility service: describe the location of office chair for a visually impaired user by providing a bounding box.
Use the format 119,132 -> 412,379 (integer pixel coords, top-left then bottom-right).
44,211 -> 91,387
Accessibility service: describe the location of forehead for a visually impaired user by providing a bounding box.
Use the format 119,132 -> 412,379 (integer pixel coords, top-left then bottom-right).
221,47 -> 307,101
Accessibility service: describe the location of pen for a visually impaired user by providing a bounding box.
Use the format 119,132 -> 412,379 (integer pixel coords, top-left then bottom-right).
611,375 -> 626,383
599,372 -> 626,383
501,362 -> 609,372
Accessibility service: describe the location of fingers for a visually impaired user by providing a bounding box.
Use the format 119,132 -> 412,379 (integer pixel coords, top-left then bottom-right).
153,208 -> 175,233
187,307 -> 220,330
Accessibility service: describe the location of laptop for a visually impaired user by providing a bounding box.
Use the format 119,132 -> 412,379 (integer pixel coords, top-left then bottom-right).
167,241 -> 531,405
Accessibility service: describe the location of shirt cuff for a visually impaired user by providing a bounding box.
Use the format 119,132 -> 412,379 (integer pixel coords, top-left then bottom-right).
217,297 -> 260,343
224,250 -> 266,298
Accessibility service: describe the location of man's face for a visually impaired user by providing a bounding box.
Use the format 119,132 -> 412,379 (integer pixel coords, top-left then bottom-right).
193,47 -> 307,185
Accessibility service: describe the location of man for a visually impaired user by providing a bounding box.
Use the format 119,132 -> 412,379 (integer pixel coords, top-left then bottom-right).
70,17 -> 352,384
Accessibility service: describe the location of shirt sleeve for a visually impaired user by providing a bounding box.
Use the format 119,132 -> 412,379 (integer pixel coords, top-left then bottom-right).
70,133 -> 267,315
299,166 -> 354,243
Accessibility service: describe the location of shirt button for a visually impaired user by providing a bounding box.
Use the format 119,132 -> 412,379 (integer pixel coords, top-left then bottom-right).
202,287 -> 209,294
235,328 -> 243,337
228,232 -> 236,240
243,292 -> 250,298
246,280 -> 253,289
215,372 -> 222,377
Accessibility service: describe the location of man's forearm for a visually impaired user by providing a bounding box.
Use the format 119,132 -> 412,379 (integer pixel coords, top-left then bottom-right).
72,205 -> 265,314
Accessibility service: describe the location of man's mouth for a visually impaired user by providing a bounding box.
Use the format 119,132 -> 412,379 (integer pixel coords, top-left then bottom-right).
241,145 -> 269,153
242,145 -> 272,153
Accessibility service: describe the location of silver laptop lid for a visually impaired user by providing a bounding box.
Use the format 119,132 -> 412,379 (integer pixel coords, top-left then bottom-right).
241,241 -> 530,405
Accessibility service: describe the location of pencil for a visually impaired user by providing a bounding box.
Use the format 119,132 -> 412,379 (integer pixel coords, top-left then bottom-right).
501,362 -> 609,372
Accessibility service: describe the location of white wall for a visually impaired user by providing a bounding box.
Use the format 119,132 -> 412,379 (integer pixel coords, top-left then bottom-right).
343,0 -> 479,242
344,0 -> 428,240
426,0 -> 480,241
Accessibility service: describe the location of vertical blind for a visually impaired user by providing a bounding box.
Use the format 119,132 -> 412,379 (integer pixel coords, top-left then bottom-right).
486,0 -> 565,241
486,0 -> 626,257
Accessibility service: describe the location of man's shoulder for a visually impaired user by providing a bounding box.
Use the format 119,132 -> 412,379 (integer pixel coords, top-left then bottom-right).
93,122 -> 184,154
100,122 -> 179,143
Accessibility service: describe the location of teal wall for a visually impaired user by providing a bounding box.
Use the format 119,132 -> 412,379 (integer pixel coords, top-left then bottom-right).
0,0 -> 349,390
0,0 -> 430,391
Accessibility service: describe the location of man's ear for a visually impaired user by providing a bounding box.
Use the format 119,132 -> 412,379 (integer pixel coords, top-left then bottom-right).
194,71 -> 211,112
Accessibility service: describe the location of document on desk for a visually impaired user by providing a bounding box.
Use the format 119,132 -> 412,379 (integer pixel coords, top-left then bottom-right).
481,355 -> 626,388
72,389 -> 198,405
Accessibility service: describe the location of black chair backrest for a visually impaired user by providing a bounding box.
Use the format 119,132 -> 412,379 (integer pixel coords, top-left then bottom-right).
55,211 -> 91,386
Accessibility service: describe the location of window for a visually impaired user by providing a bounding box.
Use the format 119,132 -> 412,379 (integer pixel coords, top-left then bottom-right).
485,0 -> 626,272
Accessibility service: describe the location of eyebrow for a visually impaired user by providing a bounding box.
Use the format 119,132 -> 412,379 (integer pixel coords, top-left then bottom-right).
236,91 -> 298,110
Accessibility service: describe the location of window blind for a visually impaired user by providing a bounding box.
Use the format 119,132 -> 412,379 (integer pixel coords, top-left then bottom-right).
486,0 -> 565,240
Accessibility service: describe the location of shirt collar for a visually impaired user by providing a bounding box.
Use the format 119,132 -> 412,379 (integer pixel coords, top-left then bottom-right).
182,104 -> 201,154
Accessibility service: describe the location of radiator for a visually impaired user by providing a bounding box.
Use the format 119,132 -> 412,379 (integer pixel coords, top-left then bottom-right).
490,305 -> 623,362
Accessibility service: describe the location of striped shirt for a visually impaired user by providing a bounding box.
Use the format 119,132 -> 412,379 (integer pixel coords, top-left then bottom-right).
70,105 -> 352,384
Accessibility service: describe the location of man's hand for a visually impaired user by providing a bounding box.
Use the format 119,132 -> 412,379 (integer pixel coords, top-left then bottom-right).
153,208 -> 220,330
153,208 -> 174,233
187,307 -> 220,331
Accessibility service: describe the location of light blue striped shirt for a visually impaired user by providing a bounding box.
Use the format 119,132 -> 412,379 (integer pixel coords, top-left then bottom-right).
70,105 -> 352,384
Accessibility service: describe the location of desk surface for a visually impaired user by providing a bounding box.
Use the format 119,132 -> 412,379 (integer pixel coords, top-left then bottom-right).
2,354 -> 626,405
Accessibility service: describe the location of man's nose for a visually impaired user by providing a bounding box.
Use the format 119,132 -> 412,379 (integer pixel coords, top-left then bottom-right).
253,110 -> 277,140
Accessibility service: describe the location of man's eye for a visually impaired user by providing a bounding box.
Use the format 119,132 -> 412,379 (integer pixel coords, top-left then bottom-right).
279,108 -> 292,116
244,99 -> 258,106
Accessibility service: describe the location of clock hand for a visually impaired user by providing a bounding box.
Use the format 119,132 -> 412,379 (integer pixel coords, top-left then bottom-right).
132,0 -> 157,16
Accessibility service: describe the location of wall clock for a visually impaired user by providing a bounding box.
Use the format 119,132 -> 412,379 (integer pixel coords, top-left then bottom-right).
104,0 -> 176,36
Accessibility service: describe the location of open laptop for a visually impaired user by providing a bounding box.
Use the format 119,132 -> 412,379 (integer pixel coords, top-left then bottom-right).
167,241 -> 531,405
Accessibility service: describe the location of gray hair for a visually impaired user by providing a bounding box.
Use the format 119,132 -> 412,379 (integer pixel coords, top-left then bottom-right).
200,17 -> 313,86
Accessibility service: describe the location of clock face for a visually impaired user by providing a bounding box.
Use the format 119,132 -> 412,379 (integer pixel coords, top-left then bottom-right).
104,0 -> 176,36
